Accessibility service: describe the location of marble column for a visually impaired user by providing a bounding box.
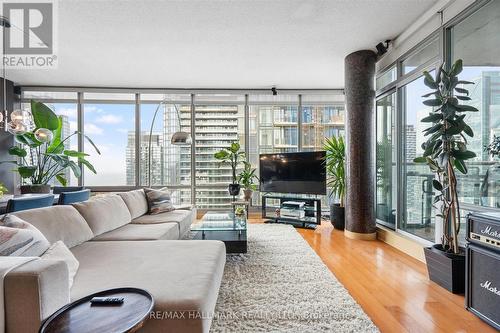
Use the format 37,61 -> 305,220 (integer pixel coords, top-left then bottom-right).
344,50 -> 377,240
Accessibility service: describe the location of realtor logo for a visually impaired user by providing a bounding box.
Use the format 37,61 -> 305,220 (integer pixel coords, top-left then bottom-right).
2,1 -> 57,68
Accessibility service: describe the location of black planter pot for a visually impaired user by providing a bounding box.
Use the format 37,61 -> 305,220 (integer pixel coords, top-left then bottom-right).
424,244 -> 465,294
330,204 -> 345,230
20,184 -> 51,194
228,184 -> 241,196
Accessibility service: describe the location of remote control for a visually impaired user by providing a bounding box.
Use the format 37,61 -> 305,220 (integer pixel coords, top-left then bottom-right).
90,297 -> 124,305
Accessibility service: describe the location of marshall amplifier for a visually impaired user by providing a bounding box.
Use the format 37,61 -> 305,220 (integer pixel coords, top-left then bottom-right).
465,244 -> 500,330
466,212 -> 500,251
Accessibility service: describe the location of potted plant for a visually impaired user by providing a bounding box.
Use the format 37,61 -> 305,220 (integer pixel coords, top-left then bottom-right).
324,136 -> 345,230
1,100 -> 100,194
214,141 -> 245,196
414,59 -> 477,294
485,135 -> 500,157
238,162 -> 259,201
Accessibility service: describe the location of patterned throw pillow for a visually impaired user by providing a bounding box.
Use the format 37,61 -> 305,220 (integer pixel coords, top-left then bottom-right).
144,187 -> 176,215
0,215 -> 50,257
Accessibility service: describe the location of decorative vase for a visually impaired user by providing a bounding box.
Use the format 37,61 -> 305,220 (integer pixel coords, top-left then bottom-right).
243,189 -> 253,201
330,203 -> 345,230
424,244 -> 465,294
228,184 -> 241,196
20,184 -> 51,194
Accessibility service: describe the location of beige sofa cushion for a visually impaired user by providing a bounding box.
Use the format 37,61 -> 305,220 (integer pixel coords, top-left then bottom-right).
5,259 -> 70,333
132,209 -> 194,238
70,240 -> 226,333
117,189 -> 148,219
72,194 -> 131,236
91,223 -> 180,241
41,241 -> 79,288
12,206 -> 94,248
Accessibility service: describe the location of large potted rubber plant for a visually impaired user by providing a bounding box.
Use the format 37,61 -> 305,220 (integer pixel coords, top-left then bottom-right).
2,100 -> 100,193
414,59 -> 477,293
324,136 -> 345,230
214,141 -> 245,196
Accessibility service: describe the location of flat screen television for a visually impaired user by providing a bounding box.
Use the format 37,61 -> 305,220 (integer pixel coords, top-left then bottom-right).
259,151 -> 326,195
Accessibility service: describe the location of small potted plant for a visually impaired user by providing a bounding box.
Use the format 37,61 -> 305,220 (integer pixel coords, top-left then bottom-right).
214,141 -> 245,196
238,162 -> 259,201
414,59 -> 477,293
324,136 -> 345,230
1,100 -> 100,193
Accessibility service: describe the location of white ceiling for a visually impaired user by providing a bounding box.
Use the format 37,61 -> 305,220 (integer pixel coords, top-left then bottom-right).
7,0 -> 438,89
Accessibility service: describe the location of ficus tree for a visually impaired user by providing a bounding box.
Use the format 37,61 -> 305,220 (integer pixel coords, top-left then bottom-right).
413,59 -> 478,254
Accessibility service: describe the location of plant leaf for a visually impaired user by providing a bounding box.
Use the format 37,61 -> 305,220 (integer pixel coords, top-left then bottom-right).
432,179 -> 443,191
31,100 -> 59,130
79,158 -> 97,174
463,124 -> 473,137
449,59 -> 463,76
413,157 -> 427,163
8,146 -> 27,157
17,166 -> 37,178
47,116 -> 63,153
55,174 -> 67,186
423,71 -> 438,89
64,150 -> 89,158
452,150 -> 476,160
423,99 -> 442,107
84,134 -> 101,154
421,113 -> 442,123
67,160 -> 82,178
454,159 -> 467,174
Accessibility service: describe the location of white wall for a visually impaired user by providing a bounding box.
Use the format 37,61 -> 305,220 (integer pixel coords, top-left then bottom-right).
376,0 -> 477,73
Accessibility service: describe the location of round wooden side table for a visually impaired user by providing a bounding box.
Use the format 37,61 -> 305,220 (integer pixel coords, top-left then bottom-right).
39,288 -> 154,333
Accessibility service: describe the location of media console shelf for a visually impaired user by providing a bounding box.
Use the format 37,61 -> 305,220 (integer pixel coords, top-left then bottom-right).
262,195 -> 321,229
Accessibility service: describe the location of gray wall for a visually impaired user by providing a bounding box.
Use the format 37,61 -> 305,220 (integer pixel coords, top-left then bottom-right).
0,79 -> 19,194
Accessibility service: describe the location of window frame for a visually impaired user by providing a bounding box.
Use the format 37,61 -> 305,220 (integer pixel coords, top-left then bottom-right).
20,87 -> 344,211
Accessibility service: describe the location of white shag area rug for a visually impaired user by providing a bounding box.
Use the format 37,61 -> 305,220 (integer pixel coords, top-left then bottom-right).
208,223 -> 379,333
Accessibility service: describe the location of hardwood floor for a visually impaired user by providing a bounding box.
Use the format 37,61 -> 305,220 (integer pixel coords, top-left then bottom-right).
248,217 -> 496,333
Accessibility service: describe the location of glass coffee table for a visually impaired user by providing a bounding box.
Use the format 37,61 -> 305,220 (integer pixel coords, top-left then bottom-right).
191,211 -> 247,254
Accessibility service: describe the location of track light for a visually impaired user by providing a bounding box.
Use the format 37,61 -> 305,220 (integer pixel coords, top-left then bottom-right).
376,40 -> 391,57
271,87 -> 277,96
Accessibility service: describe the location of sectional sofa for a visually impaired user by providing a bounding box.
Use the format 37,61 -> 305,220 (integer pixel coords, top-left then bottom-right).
3,189 -> 226,333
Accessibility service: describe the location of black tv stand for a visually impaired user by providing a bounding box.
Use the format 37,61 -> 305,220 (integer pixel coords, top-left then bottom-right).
262,195 -> 321,229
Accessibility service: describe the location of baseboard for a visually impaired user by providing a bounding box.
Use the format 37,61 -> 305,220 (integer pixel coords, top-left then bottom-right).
344,229 -> 377,240
376,226 -> 426,262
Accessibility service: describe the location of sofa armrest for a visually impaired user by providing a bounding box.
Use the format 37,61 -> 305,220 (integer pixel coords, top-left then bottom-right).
4,259 -> 70,333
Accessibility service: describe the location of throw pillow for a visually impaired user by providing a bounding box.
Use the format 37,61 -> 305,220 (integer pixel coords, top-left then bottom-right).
144,187 -> 175,215
41,240 -> 79,288
0,215 -> 50,256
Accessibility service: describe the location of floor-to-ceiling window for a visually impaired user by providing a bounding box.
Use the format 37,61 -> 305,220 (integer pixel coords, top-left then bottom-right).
194,94 -> 245,209
301,94 -> 345,151
450,0 -> 500,210
139,94 -> 192,205
20,91 -> 79,186
83,93 -> 136,186
374,0 -> 500,243
401,73 -> 436,241
20,89 -> 343,210
376,92 -> 396,229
